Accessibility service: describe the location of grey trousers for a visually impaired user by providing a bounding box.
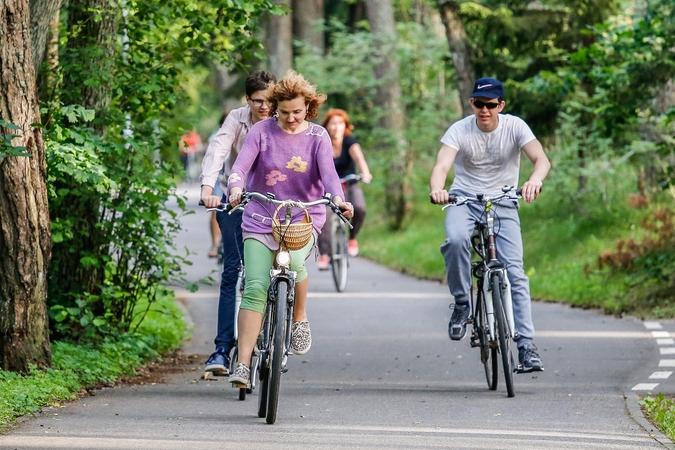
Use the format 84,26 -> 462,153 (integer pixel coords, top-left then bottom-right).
440,199 -> 535,346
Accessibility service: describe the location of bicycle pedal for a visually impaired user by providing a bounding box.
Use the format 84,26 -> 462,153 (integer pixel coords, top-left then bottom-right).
210,370 -> 229,378
470,338 -> 480,348
281,368 -> 289,374
232,381 -> 248,389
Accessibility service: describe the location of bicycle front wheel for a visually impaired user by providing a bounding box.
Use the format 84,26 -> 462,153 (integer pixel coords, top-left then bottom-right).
330,215 -> 348,292
476,291 -> 498,391
492,272 -> 514,398
266,281 -> 288,424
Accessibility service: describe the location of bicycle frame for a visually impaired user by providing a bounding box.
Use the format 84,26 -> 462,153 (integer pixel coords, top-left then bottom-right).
250,255 -> 296,390
470,202 -> 517,341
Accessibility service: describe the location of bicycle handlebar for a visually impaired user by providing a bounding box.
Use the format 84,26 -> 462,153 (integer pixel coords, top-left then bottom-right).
226,191 -> 353,228
438,186 -> 523,210
198,199 -> 233,212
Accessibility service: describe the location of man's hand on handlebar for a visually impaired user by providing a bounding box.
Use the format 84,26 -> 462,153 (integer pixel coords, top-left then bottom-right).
429,189 -> 450,205
520,179 -> 542,203
200,185 -> 222,208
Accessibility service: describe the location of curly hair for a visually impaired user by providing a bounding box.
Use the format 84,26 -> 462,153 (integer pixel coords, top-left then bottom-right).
321,109 -> 354,136
268,70 -> 327,120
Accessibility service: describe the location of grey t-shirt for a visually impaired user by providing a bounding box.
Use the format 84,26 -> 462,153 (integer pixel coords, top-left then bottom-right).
440,114 -> 536,195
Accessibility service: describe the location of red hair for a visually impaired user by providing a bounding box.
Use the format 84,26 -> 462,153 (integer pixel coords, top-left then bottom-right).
321,109 -> 354,136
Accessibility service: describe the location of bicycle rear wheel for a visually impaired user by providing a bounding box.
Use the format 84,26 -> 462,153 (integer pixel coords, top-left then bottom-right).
476,291 -> 498,390
266,281 -> 288,424
492,272 -> 514,398
330,215 -> 348,292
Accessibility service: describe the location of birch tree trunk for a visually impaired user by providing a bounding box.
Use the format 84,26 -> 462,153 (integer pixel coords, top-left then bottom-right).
0,0 -> 52,372
438,0 -> 475,117
365,0 -> 410,229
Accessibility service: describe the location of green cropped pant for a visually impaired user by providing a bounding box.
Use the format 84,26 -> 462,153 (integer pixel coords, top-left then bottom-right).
240,236 -> 314,314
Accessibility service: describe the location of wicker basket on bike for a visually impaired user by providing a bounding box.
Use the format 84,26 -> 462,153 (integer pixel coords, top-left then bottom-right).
271,202 -> 314,251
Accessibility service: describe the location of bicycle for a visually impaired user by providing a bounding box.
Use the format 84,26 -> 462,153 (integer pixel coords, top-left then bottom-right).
228,191 -> 349,424
440,185 -> 532,398
326,174 -> 359,291
199,202 -> 248,401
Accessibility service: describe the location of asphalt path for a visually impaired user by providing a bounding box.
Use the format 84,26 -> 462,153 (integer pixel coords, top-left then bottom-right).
2,183 -> 675,449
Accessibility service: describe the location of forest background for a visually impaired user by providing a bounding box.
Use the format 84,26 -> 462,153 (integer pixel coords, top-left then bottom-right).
1,0 -> 675,432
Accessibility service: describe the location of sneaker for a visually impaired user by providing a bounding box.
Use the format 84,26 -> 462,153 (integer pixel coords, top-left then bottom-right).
317,254 -> 330,271
230,363 -> 250,386
291,321 -> 312,355
518,343 -> 544,372
204,348 -> 230,374
347,239 -> 359,257
448,303 -> 471,341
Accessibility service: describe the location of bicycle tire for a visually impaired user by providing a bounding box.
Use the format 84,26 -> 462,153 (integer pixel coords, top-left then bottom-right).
266,281 -> 288,424
476,289 -> 498,390
257,364 -> 269,417
330,215 -> 348,292
492,272 -> 515,397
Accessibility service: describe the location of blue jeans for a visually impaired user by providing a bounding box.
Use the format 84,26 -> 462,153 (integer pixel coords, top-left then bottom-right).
214,200 -> 244,352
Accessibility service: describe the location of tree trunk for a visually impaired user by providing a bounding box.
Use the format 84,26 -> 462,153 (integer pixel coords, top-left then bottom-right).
364,0 -> 410,230
29,0 -> 62,76
266,0 -> 293,77
292,0 -> 324,54
50,0 -> 119,305
0,0 -> 52,372
438,0 -> 475,117
62,0 -> 118,126
33,0 -> 61,105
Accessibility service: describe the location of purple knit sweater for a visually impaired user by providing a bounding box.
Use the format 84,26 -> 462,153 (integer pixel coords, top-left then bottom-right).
228,118 -> 344,235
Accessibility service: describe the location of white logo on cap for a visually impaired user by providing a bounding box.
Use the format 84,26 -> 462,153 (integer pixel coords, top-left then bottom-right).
477,84 -> 492,89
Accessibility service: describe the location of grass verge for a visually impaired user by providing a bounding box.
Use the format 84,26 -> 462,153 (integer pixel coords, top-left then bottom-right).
0,291 -> 187,431
641,394 -> 675,441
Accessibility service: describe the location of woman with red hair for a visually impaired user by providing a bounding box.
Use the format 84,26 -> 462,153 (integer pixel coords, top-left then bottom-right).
317,109 -> 373,269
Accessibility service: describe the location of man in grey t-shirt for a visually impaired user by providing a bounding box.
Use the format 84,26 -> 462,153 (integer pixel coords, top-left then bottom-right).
429,77 -> 551,372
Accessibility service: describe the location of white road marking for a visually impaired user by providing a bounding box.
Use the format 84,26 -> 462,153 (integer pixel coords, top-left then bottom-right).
650,371 -> 673,379
536,331 -> 653,338
644,321 -> 663,330
659,347 -> 675,355
659,359 -> 675,367
652,331 -> 671,338
632,383 -> 659,391
657,338 -> 675,345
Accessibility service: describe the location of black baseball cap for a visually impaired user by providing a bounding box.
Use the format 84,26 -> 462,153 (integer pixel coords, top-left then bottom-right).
470,77 -> 505,99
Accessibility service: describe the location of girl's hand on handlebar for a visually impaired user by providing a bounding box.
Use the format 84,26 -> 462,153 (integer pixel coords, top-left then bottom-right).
229,187 -> 243,207
429,189 -> 449,205
335,199 -> 354,219
362,173 -> 373,184
520,179 -> 542,203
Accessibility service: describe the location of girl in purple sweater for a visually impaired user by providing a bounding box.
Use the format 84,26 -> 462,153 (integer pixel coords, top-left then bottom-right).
228,71 -> 354,387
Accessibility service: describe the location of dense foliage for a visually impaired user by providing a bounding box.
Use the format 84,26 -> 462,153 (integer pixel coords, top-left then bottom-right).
44,0 -> 281,341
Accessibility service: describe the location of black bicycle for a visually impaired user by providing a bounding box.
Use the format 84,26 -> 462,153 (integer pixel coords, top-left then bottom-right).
229,191 -> 349,424
441,186 -> 530,398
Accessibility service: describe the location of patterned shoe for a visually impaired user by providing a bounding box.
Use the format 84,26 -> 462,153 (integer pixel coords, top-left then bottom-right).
291,321 -> 312,355
230,363 -> 250,387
